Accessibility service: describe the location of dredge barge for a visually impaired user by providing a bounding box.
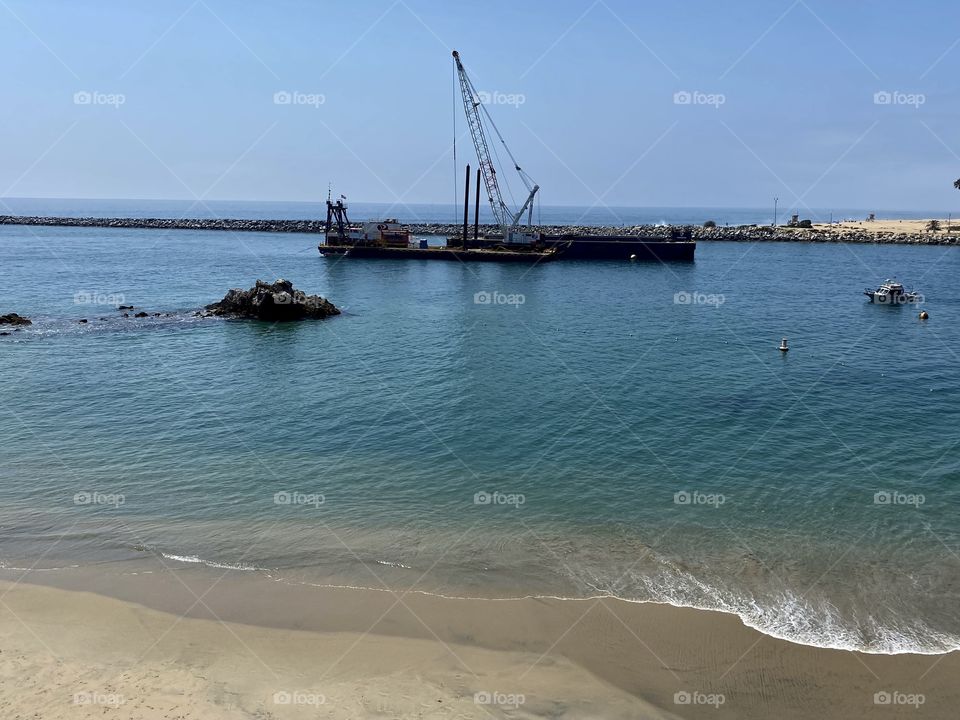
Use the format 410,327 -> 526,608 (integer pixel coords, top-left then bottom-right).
319,50 -> 694,264
318,197 -> 694,263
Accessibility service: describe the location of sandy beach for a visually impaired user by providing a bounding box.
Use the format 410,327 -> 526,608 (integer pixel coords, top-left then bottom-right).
1,564 -> 957,719
813,218 -> 957,235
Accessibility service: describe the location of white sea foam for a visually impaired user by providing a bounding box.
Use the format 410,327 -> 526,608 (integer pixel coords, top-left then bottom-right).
101,547 -> 960,656
613,560 -> 960,656
161,553 -> 257,572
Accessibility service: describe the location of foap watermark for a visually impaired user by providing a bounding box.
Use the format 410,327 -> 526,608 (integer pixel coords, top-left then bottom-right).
74,491 -> 125,508
673,90 -> 725,108
74,290 -> 125,307
874,90 -> 925,108
474,290 -> 525,308
874,690 -> 925,708
73,90 -> 125,108
272,290 -> 328,308
674,690 -> 725,708
674,291 -> 725,308
474,691 -> 525,709
273,690 -> 326,707
73,691 -> 124,708
476,90 -> 526,107
674,490 -> 726,508
874,490 -> 925,507
474,491 -> 525,508
880,292 -> 925,305
273,90 -> 325,108
274,490 -> 325,508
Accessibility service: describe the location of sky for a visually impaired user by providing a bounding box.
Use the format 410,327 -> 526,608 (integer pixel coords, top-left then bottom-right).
1,0 -> 959,211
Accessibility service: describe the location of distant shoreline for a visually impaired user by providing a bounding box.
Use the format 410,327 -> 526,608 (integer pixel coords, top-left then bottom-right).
2,214 -> 958,245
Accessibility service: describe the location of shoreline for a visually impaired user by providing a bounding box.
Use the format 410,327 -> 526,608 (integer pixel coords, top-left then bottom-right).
3,562 -> 958,718
4,535 -> 958,658
2,213 -> 959,245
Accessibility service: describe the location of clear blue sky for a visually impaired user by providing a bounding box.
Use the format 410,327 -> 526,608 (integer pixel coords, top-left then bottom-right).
2,0 -> 958,210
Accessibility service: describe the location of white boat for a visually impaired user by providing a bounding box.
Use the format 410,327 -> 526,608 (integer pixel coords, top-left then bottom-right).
864,279 -> 920,305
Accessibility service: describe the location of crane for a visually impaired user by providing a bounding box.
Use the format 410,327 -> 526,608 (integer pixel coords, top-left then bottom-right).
452,50 -> 539,244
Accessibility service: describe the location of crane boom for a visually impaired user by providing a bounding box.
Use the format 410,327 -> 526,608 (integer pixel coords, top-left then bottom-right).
452,50 -> 539,239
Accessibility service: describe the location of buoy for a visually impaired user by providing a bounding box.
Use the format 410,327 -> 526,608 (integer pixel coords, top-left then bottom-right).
779,338 -> 789,352
919,311 -> 929,320
629,254 -> 637,260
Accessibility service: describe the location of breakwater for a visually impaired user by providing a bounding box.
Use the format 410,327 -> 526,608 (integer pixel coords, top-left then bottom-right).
1,215 -> 958,245
0,215 -> 325,234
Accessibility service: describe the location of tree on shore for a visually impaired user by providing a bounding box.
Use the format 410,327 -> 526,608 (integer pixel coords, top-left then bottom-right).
954,178 -> 960,190
927,219 -> 941,233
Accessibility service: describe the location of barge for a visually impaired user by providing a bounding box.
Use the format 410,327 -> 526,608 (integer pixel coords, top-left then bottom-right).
320,194 -> 694,263
542,233 -> 696,261
319,232 -> 693,263
451,230 -> 697,262
319,244 -> 558,262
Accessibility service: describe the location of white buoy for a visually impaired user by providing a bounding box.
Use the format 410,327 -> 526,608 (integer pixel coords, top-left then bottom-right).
779,337 -> 789,352
629,254 -> 637,260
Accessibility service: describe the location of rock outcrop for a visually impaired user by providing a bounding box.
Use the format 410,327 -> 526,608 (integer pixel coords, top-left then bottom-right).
204,279 -> 339,321
0,313 -> 31,326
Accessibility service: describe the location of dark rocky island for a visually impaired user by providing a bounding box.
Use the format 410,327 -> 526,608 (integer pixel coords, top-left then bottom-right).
0,313 -> 32,326
204,279 -> 339,321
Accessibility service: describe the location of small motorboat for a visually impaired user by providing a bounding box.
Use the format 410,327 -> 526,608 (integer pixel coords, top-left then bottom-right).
864,279 -> 920,305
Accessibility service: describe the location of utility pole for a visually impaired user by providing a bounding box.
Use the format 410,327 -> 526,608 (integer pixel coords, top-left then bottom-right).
773,197 -> 779,228
473,167 -> 481,242
462,164 -> 471,250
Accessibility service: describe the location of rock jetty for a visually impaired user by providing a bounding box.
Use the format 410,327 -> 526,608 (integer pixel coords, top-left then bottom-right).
1,215 -> 958,246
412,223 -> 960,246
0,215 -> 325,234
204,279 -> 339,321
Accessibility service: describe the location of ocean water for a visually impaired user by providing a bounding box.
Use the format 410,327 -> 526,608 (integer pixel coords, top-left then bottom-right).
1,208 -> 959,655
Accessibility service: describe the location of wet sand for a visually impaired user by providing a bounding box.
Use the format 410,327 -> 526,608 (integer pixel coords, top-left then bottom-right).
1,562 -> 957,718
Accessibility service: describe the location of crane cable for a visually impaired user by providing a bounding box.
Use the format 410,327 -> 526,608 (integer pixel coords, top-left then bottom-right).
481,108 -> 518,211
478,101 -> 535,193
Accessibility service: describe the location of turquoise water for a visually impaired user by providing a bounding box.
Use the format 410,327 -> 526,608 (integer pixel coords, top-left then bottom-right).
2,221 -> 959,654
